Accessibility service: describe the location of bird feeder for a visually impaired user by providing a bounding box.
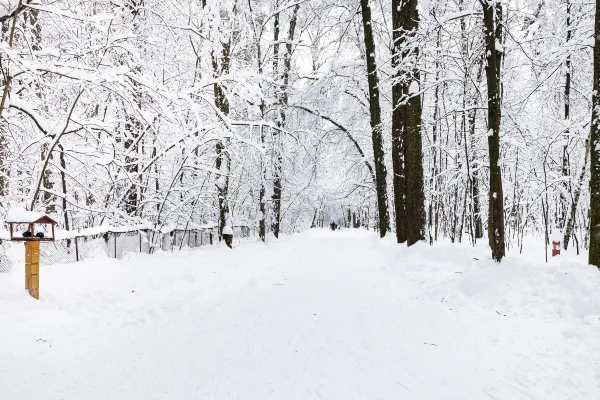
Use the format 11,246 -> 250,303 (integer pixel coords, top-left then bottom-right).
6,208 -> 57,242
5,208 -> 57,300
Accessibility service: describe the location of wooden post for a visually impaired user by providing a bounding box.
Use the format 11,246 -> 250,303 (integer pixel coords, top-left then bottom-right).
25,241 -> 40,300
75,236 -> 79,262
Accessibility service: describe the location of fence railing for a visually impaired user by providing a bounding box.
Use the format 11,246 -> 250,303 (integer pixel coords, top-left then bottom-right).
0,226 -> 254,272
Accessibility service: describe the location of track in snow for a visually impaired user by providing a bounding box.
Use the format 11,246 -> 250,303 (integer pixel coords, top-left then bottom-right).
1,229 -> 599,399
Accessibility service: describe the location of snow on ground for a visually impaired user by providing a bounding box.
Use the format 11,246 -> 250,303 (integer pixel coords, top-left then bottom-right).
1,229 -> 600,399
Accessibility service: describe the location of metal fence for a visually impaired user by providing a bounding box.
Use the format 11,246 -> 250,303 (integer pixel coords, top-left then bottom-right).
0,240 -> 11,273
43,229 -> 220,265
0,226 -> 254,272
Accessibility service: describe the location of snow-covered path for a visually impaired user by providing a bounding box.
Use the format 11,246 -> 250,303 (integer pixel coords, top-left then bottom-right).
2,229 -> 600,399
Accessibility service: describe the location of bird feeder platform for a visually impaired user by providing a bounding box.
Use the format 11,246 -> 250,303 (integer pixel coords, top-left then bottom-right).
5,208 -> 57,242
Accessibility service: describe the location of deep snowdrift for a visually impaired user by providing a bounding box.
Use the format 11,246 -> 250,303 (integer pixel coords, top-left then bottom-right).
1,229 -> 599,399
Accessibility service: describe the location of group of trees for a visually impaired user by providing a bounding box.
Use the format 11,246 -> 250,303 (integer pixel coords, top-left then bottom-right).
0,0 -> 599,265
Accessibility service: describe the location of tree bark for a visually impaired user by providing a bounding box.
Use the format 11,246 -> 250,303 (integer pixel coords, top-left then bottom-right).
58,143 -> 69,231
213,52 -> 231,240
123,0 -> 144,217
564,137 -> 589,249
391,0 -> 407,243
248,0 -> 267,242
560,0 -> 572,229
212,25 -> 232,240
588,0 -> 600,267
469,58 -> 484,239
360,0 -> 390,237
395,0 -> 425,246
482,0 -> 506,261
272,4 -> 299,239
270,2 -> 282,238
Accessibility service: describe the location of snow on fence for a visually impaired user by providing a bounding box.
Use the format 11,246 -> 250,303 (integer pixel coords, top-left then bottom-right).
0,225 -> 254,272
40,229 -> 217,265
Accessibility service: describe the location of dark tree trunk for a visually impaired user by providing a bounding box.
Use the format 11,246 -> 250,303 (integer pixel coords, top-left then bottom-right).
391,0 -> 407,243
248,0 -> 267,242
469,58 -> 484,239
404,78 -> 425,246
270,2 -> 281,238
123,114 -> 141,216
27,7 -> 54,213
428,27 -> 441,244
310,208 -> 318,228
272,4 -> 299,239
482,0 -> 506,261
58,144 -> 69,231
360,0 -> 390,237
0,21 -> 8,197
204,0 -> 231,240
564,138 -> 589,249
259,124 -> 267,241
588,0 -> 600,267
213,42 -> 231,241
394,0 -> 424,246
561,0 -> 572,229
123,0 -> 144,217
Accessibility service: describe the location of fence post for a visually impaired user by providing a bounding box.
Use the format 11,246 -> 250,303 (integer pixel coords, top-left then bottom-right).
139,232 -> 142,253
114,233 -> 117,259
75,236 -> 79,262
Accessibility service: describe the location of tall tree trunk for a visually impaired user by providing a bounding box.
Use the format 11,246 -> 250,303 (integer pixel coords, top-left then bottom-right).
270,1 -> 281,238
259,125 -> 267,241
482,0 -> 506,261
123,0 -> 144,217
204,0 -> 231,240
58,144 -> 69,231
360,0 -> 390,237
210,0 -> 232,240
429,26 -> 442,244
397,0 -> 425,245
213,47 -> 231,240
588,0 -> 600,267
469,59 -> 484,239
561,0 -> 572,229
272,4 -> 299,239
26,6 -> 54,213
564,137 -> 589,249
0,19 -> 8,197
391,0 -> 407,243
248,0 -> 267,242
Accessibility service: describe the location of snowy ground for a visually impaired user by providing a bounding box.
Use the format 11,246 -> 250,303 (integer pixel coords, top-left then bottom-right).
1,229 -> 600,399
